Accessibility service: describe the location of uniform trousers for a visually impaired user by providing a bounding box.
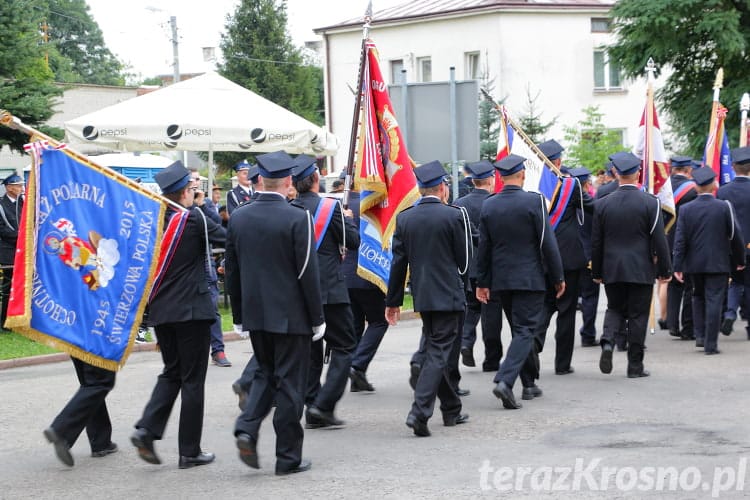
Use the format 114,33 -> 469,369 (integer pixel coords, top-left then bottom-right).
691,273 -> 728,352
235,331 -> 311,472
411,310 -> 464,391
349,288 -> 389,372
1,265 -> 13,328
601,283 -> 652,372
410,311 -> 462,422
208,280 -> 225,355
546,269 -> 581,372
494,290 -> 546,389
579,267 -> 599,341
460,279 -> 503,371
667,278 -> 693,336
50,357 -> 115,452
306,303 -> 356,412
136,320 -> 211,457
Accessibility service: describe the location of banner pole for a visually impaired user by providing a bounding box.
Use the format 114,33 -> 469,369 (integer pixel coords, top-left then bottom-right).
645,58 -> 658,335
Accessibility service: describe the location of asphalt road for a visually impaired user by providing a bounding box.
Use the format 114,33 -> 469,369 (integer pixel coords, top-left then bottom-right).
2,309 -> 750,499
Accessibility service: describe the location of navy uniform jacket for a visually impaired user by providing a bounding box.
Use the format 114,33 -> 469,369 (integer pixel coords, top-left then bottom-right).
595,180 -> 618,199
476,185 -> 564,291
292,191 -> 360,305
225,192 -> 324,334
386,197 -> 468,312
718,177 -> 750,253
0,194 -> 22,264
673,195 -> 745,274
226,185 -> 253,214
554,181 -> 594,271
666,174 -> 698,250
148,207 -> 226,325
591,185 -> 671,284
453,188 -> 491,280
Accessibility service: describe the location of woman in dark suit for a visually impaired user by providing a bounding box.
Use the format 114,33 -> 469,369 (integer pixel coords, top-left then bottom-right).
131,161 -> 226,469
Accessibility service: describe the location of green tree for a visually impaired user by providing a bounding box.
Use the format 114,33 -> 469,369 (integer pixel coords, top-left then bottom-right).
215,0 -> 322,170
0,1 -> 62,152
518,85 -> 557,144
607,0 -> 750,157
43,0 -> 126,85
563,106 -> 622,173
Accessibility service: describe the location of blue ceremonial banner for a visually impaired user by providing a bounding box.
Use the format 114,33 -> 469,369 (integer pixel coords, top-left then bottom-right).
357,205 -> 393,293
7,146 -> 169,371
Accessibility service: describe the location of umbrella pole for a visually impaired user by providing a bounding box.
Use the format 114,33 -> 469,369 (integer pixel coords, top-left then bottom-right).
208,144 -> 214,193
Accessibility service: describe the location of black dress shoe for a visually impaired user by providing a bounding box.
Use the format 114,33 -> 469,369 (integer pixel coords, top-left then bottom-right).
696,341 -> 705,348
627,369 -> 650,378
555,367 -> 575,375
521,385 -> 543,400
236,432 -> 259,469
492,381 -> 521,409
408,363 -> 421,390
599,347 -> 613,374
482,364 -> 498,372
276,459 -> 312,476
232,381 -> 248,411
405,413 -> 431,436
668,329 -> 680,337
680,333 -> 695,341
443,413 -> 470,426
705,349 -> 721,355
616,343 -> 628,352
461,348 -> 476,367
721,318 -> 734,336
658,318 -> 668,330
91,442 -> 118,458
130,427 -> 161,465
581,338 -> 598,347
44,427 -> 74,467
305,406 -> 344,429
179,452 -> 215,469
456,388 -> 471,397
350,368 -> 375,392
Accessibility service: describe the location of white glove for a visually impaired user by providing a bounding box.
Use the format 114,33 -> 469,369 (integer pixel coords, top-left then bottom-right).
233,324 -> 249,339
312,322 -> 326,342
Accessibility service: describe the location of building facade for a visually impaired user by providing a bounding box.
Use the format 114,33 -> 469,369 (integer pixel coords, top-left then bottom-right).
315,0 -> 668,171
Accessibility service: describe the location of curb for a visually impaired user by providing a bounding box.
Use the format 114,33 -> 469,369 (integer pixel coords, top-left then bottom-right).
0,312 -> 419,370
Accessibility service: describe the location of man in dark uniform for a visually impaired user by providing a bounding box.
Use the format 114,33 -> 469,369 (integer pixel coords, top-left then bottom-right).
571,167 -> 599,347
453,160 -> 504,372
673,166 -> 745,354
666,155 -> 698,340
592,152 -> 672,378
0,174 -> 23,330
594,162 -> 628,351
228,151 -> 324,476
476,154 -> 565,408
386,160 -> 470,437
291,154 -> 360,429
132,161 -> 226,469
535,140 -> 594,376
343,183 -> 390,392
718,147 -> 750,338
226,160 -> 253,214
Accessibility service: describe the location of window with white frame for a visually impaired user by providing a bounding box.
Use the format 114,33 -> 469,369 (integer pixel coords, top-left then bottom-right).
593,50 -> 622,90
417,56 -> 432,83
465,52 -> 480,80
590,18 -> 611,33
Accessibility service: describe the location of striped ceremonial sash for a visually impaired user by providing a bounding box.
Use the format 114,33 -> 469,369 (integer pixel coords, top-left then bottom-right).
673,181 -> 696,205
149,208 -> 189,300
548,177 -> 575,231
313,197 -> 337,250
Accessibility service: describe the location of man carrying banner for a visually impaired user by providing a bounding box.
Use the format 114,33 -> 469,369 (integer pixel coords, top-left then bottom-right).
718,147 -> 750,338
592,152 -> 672,378
453,160 -> 504,372
291,154 -> 359,428
386,161 -> 470,436
228,151 -> 324,476
131,160 -> 226,469
535,140 -> 593,376
666,156 -> 697,341
0,174 -> 23,330
673,166 -> 745,355
476,155 -> 564,409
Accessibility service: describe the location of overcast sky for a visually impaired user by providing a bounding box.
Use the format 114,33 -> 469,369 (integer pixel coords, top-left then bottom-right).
85,0 -> 404,81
